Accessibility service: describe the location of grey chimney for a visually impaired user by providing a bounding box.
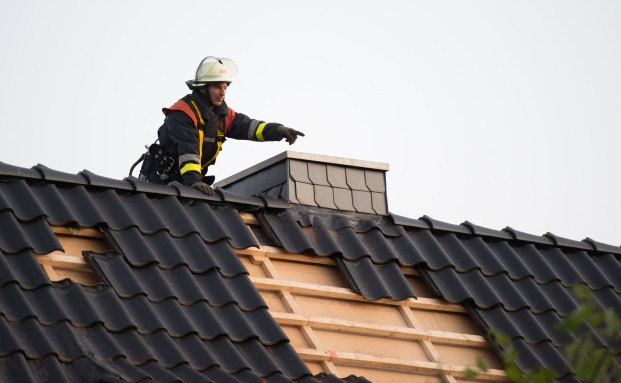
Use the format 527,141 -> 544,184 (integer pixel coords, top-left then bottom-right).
215,151 -> 389,215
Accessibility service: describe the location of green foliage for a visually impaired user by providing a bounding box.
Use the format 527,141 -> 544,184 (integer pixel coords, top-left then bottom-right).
556,285 -> 621,383
468,285 -> 620,382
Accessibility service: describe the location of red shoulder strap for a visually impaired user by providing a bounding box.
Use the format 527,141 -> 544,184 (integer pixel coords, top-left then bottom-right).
224,107 -> 236,134
162,100 -> 198,129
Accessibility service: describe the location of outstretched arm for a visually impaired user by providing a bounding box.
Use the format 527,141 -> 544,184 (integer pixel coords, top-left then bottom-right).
226,112 -> 304,144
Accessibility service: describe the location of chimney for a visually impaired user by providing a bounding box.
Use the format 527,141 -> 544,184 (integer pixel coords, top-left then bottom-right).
215,151 -> 389,215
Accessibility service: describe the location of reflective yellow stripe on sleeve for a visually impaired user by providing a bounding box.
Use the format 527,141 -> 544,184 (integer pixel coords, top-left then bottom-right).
180,163 -> 201,175
198,130 -> 204,160
255,122 -> 268,141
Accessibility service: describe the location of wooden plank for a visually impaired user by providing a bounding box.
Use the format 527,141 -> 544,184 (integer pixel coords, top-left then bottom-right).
251,277 -> 468,313
51,226 -> 103,238
38,253 -> 89,268
235,247 -> 337,266
41,263 -> 60,280
240,212 -> 260,225
295,348 -> 508,381
270,312 -> 487,347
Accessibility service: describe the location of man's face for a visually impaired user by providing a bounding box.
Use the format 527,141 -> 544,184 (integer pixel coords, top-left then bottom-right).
206,82 -> 228,106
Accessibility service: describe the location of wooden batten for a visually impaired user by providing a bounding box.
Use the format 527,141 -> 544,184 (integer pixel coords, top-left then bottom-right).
238,213 -> 508,382
37,226 -> 110,285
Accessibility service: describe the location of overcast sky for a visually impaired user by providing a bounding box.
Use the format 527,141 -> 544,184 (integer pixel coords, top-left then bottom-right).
2,1 -> 620,245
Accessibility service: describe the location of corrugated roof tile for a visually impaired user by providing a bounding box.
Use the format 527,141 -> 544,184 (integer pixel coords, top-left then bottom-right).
79,170 -> 134,191
89,252 -> 265,309
0,161 -> 42,179
33,164 -> 88,185
0,164 -> 371,383
338,257 -> 415,300
0,250 -> 51,289
0,212 -> 62,255
421,215 -> 471,234
124,176 -> 180,196
105,228 -> 247,275
503,226 -> 555,246
2,160 -> 620,382
544,232 -> 594,251
583,237 -> 621,254
461,220 -> 514,240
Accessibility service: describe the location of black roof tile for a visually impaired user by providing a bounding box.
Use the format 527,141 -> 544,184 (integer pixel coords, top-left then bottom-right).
124,175 -> 180,195
0,161 -> 42,179
503,226 -> 555,246
32,164 -> 88,185
0,354 -> 124,383
79,169 -> 134,191
477,306 -> 621,353
0,212 -> 62,255
389,213 -> 430,229
0,250 -> 51,289
215,188 -> 265,207
422,267 -> 582,314
461,220 -> 514,240
512,339 -> 573,378
0,164 -> 367,383
258,194 -> 291,209
257,201 -> 621,379
105,227 -> 247,275
89,252 -> 265,309
583,237 -> 621,254
338,257 -> 415,300
2,159 -> 620,382
544,232 -> 594,251
0,179 -> 259,247
421,215 -> 472,234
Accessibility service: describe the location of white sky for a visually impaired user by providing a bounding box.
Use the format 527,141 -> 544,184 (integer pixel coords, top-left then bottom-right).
1,1 -> 620,245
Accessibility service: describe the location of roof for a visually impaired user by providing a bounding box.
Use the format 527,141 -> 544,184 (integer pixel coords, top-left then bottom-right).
1,155 -> 620,382
0,161 -> 370,383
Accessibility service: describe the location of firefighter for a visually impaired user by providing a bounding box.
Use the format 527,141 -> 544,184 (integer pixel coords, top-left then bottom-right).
137,56 -> 304,195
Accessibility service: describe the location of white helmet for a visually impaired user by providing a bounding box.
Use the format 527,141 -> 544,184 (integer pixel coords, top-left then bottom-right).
185,56 -> 238,89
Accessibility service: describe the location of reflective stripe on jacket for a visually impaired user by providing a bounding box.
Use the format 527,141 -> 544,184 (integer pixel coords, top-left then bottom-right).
157,91 -> 283,185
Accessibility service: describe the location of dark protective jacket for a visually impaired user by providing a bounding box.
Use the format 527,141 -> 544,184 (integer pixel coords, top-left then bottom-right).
157,91 -> 283,185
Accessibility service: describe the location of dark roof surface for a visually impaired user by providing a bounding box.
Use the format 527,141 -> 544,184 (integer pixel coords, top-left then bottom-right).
258,206 -> 621,381
0,162 -> 370,383
2,160 -> 621,382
